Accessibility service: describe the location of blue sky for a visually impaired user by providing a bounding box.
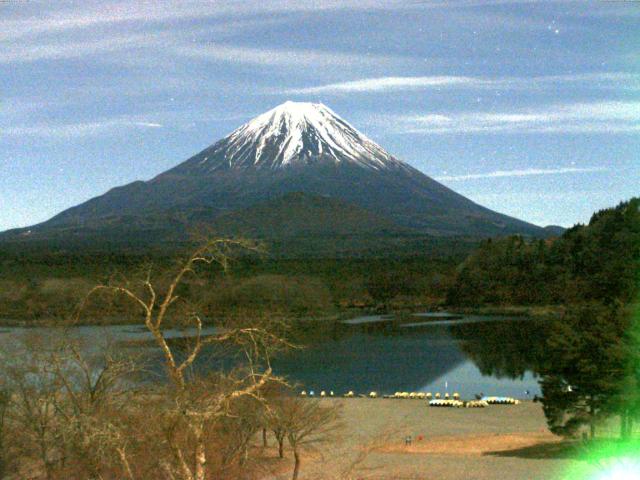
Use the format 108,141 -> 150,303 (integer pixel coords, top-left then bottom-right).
1,0 -> 638,231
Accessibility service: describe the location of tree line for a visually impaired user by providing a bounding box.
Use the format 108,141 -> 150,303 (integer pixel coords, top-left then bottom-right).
0,253 -> 461,324
447,198 -> 639,308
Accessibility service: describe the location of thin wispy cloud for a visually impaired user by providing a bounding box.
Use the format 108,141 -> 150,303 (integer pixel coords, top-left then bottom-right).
395,101 -> 640,134
2,118 -> 164,139
0,22 -> 259,65
172,43 -> 403,69
0,1 -> 457,43
286,76 -> 484,94
1,20 -> 406,69
132,122 -> 163,128
0,33 -> 157,64
0,3 -> 292,42
286,72 -> 639,94
435,166 -> 607,182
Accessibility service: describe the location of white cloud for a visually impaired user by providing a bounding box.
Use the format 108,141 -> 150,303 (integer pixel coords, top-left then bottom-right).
174,43 -> 404,67
0,14 -> 405,69
286,76 -> 484,94
435,166 -> 607,182
285,72 -> 640,94
2,117 -> 164,139
0,22 -> 256,64
0,2 -> 277,42
172,43 -> 402,68
396,101 -> 640,134
0,33 -> 157,64
132,122 -> 164,128
0,1 -> 448,43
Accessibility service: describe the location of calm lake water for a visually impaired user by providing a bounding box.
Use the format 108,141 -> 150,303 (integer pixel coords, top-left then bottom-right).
0,313 -> 545,399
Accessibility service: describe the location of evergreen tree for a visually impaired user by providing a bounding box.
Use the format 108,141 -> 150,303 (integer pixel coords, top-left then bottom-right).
539,303 -> 633,439
447,197 -> 640,307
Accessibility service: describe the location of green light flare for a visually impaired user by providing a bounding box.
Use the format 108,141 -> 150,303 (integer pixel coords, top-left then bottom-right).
559,441 -> 640,480
558,292 -> 640,479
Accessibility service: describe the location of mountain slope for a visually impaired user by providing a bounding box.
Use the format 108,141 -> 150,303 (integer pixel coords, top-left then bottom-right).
1,101 -> 549,247
210,191 -> 410,238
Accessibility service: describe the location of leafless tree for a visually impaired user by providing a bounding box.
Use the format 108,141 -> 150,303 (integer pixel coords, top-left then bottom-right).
217,395 -> 264,467
262,387 -> 291,459
0,332 -> 142,480
78,238 -> 291,480
2,336 -> 64,480
277,397 -> 342,480
0,239 -> 295,479
50,338 -> 140,478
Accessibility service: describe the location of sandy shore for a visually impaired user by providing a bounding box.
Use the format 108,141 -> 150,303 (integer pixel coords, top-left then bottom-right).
269,399 -> 580,480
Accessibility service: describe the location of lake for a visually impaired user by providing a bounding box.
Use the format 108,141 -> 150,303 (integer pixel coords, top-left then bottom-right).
0,313 -> 546,399
273,313 -> 544,398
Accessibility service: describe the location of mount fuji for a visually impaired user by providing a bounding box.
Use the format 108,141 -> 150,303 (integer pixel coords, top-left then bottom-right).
2,101 -> 550,249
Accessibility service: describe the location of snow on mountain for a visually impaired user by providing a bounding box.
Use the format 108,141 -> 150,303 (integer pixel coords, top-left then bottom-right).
194,101 -> 408,171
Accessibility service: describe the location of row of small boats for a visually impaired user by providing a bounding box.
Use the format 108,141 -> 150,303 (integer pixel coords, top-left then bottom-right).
428,397 -> 520,408
481,396 -> 521,405
386,391 -> 461,400
299,390 -> 520,406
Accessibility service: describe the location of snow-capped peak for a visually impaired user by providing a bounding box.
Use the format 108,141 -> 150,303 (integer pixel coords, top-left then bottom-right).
198,101 -> 407,171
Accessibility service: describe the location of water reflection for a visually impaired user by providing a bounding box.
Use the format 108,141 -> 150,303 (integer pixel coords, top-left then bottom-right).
271,314 -> 548,398
273,321 -> 467,394
449,317 -> 550,380
0,314 -> 550,398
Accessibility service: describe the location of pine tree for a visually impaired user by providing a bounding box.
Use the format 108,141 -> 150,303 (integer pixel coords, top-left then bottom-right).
540,303 -> 632,439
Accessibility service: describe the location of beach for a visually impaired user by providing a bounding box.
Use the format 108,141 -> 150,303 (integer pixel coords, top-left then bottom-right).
268,398 -> 580,480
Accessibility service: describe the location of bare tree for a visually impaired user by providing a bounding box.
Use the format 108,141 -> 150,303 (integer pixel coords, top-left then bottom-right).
2,336 -> 64,480
262,386 -> 292,459
79,238 -> 291,480
279,397 -> 341,480
217,395 -> 264,467
0,332 -> 143,480
50,338 -> 140,478
0,239 -> 293,479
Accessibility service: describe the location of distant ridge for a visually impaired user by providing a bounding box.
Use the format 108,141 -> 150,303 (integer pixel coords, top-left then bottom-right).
543,225 -> 566,236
